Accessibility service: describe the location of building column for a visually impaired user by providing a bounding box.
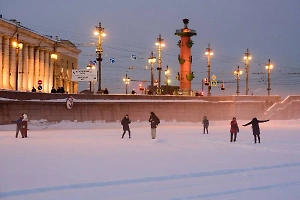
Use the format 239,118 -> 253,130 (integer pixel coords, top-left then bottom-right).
49,56 -> 54,89
17,44 -> 23,91
22,44 -> 29,91
0,35 -> 3,88
28,45 -> 34,89
2,36 -> 9,89
9,39 -> 16,90
44,51 -> 50,93
34,48 -> 40,88
39,49 -> 45,92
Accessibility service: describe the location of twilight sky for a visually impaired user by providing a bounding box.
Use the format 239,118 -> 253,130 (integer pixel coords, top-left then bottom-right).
1,0 -> 300,97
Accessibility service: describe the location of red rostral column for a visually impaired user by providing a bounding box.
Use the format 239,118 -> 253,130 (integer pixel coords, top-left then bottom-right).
175,19 -> 197,95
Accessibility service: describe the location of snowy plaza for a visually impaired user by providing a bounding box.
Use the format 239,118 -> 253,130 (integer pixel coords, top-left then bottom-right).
1,120 -> 300,200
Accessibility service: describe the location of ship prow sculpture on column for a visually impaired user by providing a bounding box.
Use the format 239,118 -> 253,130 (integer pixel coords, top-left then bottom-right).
175,19 -> 197,96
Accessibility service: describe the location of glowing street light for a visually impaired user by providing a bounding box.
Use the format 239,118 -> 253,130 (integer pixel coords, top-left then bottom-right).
234,66 -> 243,95
94,22 -> 106,93
87,61 -> 96,93
51,36 -> 58,88
265,59 -> 273,96
123,74 -> 130,94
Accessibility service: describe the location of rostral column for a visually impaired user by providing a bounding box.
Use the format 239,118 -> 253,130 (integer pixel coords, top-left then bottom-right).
175,19 -> 197,95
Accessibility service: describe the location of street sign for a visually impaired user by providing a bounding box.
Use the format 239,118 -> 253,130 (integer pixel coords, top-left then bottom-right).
211,80 -> 218,87
38,80 -> 42,85
38,85 -> 42,90
72,69 -> 97,82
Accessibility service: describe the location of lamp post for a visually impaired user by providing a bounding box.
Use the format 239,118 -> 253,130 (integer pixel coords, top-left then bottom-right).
12,33 -> 23,91
87,62 -> 96,93
94,22 -> 106,94
155,34 -> 165,95
234,66 -> 243,95
148,51 -> 156,94
165,65 -> 170,94
265,59 -> 273,96
243,48 -> 251,95
205,43 -> 213,96
123,74 -> 130,94
51,36 -> 58,89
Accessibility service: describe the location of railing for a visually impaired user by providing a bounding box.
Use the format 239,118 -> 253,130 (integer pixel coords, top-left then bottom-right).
265,95 -> 300,119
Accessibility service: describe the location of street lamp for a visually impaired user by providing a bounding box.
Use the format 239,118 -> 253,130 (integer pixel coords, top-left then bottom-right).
234,66 -> 243,95
205,43 -> 213,96
265,59 -> 273,96
51,36 -> 58,88
12,33 -> 23,91
123,74 -> 130,94
148,51 -> 156,94
87,62 -> 96,93
155,34 -> 165,95
94,22 -> 106,94
243,48 -> 252,95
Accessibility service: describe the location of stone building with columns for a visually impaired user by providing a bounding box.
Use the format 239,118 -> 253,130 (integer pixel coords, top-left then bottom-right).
0,16 -> 81,93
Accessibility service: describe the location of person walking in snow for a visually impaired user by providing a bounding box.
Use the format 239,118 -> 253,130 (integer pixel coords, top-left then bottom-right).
242,117 -> 269,143
12,114 -> 24,138
149,112 -> 160,139
121,114 -> 131,138
202,116 -> 209,134
230,117 -> 239,142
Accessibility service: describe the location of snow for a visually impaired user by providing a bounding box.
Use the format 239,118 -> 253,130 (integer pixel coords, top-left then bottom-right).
1,120 -> 300,200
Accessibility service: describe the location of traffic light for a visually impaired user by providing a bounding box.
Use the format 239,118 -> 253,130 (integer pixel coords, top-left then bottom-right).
204,78 -> 209,86
221,84 -> 225,91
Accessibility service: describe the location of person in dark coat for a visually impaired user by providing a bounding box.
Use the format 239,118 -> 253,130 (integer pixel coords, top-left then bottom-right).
121,114 -> 131,138
31,87 -> 36,92
148,112 -> 160,139
202,116 -> 209,134
12,114 -> 24,138
103,88 -> 109,94
230,117 -> 239,142
243,117 -> 269,143
56,87 -> 61,93
51,87 -> 57,93
61,87 -> 65,93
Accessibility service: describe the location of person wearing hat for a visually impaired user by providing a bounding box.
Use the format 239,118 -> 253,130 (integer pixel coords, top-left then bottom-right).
121,114 -> 131,138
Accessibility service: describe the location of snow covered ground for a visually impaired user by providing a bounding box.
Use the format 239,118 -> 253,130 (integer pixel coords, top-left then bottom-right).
0,120 -> 300,200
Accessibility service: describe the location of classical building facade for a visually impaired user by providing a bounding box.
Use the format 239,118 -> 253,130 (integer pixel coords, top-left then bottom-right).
0,16 -> 81,93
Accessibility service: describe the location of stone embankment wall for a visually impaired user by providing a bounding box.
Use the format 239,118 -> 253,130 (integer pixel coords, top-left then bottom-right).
0,91 -> 283,124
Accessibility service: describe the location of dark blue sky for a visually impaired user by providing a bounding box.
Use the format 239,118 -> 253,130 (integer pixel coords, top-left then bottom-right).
1,0 -> 300,97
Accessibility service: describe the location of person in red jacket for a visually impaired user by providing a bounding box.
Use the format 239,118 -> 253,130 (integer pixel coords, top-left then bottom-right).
230,117 -> 239,142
